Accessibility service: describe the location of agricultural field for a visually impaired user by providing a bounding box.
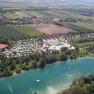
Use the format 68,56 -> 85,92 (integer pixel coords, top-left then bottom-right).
15,11 -> 30,18
74,41 -> 94,57
0,25 -> 24,40
0,13 -> 4,18
0,11 -> 31,19
0,12 -> 20,19
74,41 -> 94,48
33,24 -> 72,34
59,22 -> 94,33
27,11 -> 44,17
0,10 -> 52,19
3,12 -> 20,19
0,25 -> 42,40
13,25 -> 42,36
74,22 -> 94,31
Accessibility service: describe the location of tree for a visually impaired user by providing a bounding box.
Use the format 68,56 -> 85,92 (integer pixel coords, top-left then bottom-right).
38,57 -> 46,68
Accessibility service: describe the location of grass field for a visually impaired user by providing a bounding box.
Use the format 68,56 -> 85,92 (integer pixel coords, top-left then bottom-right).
27,11 -> 43,17
0,12 -> 20,19
13,25 -> 42,36
15,11 -> 30,18
74,22 -> 94,31
0,26 -> 24,40
0,11 -> 45,19
3,13 -> 20,19
0,25 -> 42,40
74,41 -> 94,57
0,11 -> 31,19
0,13 -> 4,18
74,41 -> 94,48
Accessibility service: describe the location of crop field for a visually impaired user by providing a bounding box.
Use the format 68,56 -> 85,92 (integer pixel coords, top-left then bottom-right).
0,13 -> 4,18
0,10 -> 47,19
15,11 -> 30,18
0,11 -> 31,19
0,25 -> 42,40
33,24 -> 72,34
13,25 -> 42,36
27,11 -> 44,17
74,22 -> 94,31
3,13 -> 20,19
75,41 -> 94,48
0,12 -> 20,19
0,26 -> 24,40
60,22 -> 94,33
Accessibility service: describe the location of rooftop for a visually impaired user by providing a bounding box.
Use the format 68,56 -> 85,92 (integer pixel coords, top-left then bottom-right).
0,43 -> 8,49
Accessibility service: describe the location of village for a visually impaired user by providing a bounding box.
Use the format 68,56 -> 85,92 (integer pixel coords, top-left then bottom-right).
1,1 -> 94,94
0,31 -> 94,59
0,31 -> 94,78
0,16 -> 56,25
0,15 -> 78,25
2,36 -> 75,58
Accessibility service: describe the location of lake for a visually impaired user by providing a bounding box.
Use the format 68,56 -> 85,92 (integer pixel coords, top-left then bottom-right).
0,57 -> 94,94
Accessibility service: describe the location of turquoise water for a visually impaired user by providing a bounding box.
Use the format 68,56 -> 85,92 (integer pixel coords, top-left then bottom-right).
0,57 -> 94,94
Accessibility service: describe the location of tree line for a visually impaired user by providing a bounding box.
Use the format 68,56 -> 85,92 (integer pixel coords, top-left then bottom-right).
0,47 -> 88,78
59,75 -> 94,94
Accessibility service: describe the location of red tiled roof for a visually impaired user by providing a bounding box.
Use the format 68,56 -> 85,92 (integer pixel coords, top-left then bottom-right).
0,43 -> 8,49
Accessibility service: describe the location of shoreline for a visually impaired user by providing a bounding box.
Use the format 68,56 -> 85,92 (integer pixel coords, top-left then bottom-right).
0,56 -> 93,80
0,56 -> 94,94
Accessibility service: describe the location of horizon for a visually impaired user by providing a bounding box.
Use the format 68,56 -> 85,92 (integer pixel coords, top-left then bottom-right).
1,0 -> 94,2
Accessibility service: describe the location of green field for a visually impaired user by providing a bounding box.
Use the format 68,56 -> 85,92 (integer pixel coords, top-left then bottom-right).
74,41 -> 94,57
0,26 -> 24,40
15,11 -> 30,18
0,12 -> 20,19
0,25 -> 42,40
0,11 -> 45,19
0,11 -> 32,19
3,13 -> 20,19
0,13 -> 4,18
74,22 -> 94,31
74,41 -> 94,48
13,25 -> 42,37
27,11 -> 44,17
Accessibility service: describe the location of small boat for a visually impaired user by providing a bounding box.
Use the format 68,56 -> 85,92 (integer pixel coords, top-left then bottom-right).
67,74 -> 73,77
36,80 -> 40,83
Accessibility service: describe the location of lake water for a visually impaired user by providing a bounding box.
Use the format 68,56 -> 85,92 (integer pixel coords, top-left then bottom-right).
0,57 -> 94,94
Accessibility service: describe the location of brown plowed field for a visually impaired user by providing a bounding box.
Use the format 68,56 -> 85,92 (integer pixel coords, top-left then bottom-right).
33,24 -> 71,34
